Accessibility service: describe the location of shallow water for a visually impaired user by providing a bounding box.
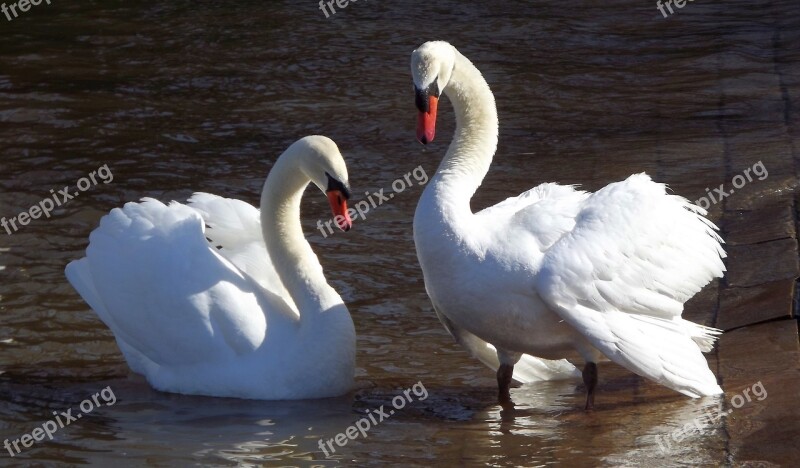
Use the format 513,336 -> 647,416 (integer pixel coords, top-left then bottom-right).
1,0 -> 797,465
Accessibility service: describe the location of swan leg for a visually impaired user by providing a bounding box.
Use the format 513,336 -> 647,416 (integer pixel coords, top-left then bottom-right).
497,363 -> 514,403
495,349 -> 522,403
582,362 -> 598,410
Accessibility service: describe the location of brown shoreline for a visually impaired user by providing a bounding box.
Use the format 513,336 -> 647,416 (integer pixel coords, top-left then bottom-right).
710,6 -> 800,461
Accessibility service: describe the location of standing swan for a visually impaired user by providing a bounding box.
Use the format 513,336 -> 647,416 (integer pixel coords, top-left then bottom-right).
66,136 -> 356,400
410,41 -> 726,409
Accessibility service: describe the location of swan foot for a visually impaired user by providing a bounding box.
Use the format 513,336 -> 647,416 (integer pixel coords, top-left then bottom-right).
582,362 -> 597,411
497,363 -> 514,404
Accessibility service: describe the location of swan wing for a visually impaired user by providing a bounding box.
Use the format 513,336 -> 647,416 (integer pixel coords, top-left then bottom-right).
478,182 -> 582,218
65,198 -> 292,371
433,305 -> 579,382
186,192 -> 291,299
536,173 -> 726,397
477,183 -> 590,251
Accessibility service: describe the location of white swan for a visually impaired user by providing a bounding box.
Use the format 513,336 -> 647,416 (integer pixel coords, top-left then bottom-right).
410,41 -> 726,409
65,136 -> 356,400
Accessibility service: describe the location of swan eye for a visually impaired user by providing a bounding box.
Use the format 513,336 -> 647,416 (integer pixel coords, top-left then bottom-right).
415,80 -> 440,113
325,172 -> 351,200
415,87 -> 429,112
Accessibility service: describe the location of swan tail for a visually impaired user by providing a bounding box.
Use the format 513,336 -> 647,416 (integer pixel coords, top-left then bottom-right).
623,314 -> 723,397
537,173 -> 726,397
552,305 -> 723,397
512,354 -> 582,383
686,321 -> 722,353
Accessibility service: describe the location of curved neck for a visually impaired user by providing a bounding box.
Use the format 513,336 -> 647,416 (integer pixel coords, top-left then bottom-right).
259,156 -> 335,321
427,49 -> 499,221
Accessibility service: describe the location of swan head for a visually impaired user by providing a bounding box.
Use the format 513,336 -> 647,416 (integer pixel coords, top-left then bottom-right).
411,41 -> 456,145
293,135 -> 353,231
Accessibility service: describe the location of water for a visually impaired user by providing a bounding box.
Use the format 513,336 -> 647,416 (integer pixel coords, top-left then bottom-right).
1,0 -> 796,465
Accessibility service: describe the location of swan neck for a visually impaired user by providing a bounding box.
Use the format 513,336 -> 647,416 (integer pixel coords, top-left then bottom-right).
438,49 -> 499,196
260,156 -> 333,317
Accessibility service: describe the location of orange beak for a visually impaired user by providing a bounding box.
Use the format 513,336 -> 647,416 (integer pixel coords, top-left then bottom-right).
327,190 -> 352,231
416,95 -> 438,145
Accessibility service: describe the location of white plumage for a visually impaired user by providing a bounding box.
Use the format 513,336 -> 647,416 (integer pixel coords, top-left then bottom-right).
411,41 -> 725,406
66,136 -> 356,400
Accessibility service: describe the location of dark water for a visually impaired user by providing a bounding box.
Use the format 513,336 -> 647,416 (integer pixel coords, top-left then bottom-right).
1,0 -> 796,465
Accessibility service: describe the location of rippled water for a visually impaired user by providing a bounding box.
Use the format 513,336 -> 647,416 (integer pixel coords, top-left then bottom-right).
1,0 -> 796,465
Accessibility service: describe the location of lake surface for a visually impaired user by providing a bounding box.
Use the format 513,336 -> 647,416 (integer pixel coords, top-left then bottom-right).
1,0 -> 797,465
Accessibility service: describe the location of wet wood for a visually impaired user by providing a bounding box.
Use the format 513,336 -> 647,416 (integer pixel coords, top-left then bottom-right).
717,279 -> 795,331
724,239 -> 798,288
717,321 -> 800,465
721,204 -> 795,246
